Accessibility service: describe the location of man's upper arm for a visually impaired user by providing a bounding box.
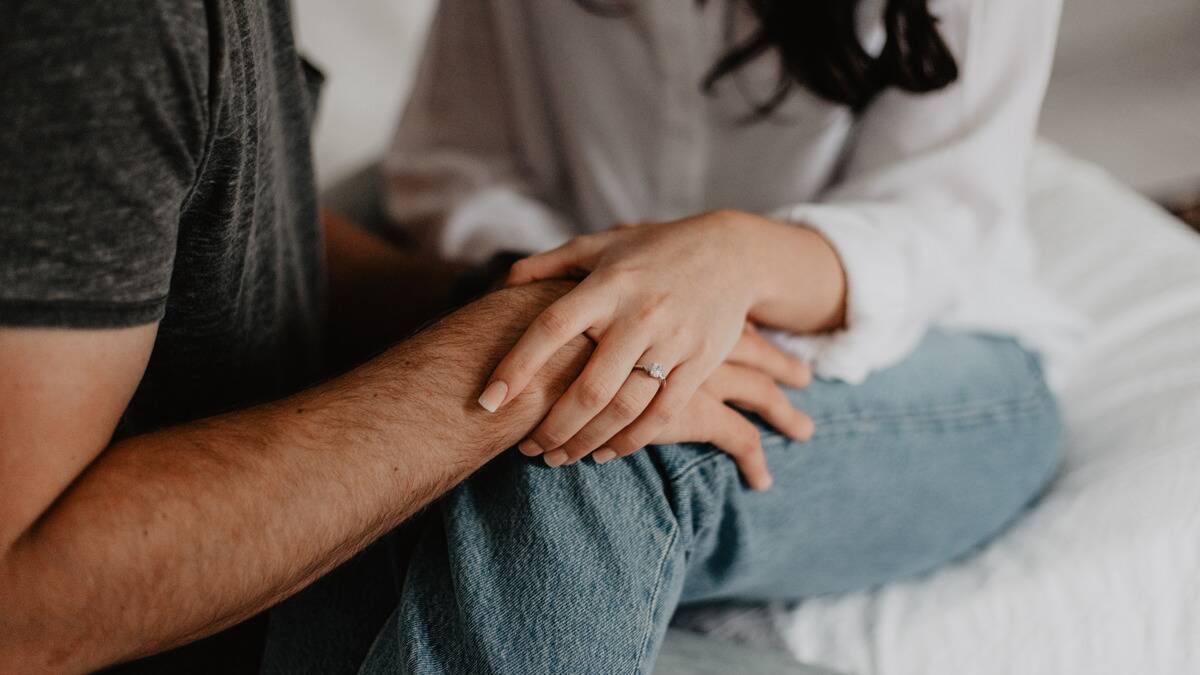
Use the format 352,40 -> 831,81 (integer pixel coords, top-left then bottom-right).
0,326 -> 156,555
0,3 -> 206,327
0,5 -> 207,552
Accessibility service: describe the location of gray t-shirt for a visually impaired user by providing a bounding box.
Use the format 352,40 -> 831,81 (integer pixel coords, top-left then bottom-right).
0,0 -> 325,437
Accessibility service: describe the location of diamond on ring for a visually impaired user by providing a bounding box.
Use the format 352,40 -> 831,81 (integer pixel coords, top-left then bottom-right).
635,362 -> 668,383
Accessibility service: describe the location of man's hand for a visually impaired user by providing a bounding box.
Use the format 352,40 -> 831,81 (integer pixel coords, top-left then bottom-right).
0,282 -> 590,673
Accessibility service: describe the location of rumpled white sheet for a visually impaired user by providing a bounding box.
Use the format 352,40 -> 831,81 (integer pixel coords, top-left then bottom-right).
770,145 -> 1200,675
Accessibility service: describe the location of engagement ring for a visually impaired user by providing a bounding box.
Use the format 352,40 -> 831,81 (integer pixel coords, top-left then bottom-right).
633,362 -> 668,383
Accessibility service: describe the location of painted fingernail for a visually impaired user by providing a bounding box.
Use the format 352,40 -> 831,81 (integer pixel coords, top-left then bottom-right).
478,381 -> 508,413
544,450 -> 569,468
519,439 -> 545,456
593,448 -> 618,465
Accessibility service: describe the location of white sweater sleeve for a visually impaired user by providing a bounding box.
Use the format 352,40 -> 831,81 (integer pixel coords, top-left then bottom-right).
768,0 -> 1063,383
383,0 -> 573,263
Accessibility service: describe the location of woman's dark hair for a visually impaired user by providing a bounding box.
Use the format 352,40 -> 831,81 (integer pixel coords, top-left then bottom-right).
574,0 -> 959,116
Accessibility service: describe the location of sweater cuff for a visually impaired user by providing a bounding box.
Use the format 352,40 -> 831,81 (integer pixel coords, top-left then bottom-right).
768,203 -> 923,383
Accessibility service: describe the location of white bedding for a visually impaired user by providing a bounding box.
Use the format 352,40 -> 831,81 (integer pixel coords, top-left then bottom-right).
774,145 -> 1200,675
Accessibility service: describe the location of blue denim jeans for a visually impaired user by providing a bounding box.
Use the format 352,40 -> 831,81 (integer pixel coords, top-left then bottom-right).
263,330 -> 1062,674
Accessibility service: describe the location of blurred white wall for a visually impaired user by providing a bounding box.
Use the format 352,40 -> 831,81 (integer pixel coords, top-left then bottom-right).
1044,0 -> 1200,197
291,0 -> 436,189
1055,0 -> 1198,75
293,0 -> 1200,198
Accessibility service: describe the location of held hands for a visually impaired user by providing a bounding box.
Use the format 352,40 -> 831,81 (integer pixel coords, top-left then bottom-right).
476,211 -> 820,491
537,325 -> 815,491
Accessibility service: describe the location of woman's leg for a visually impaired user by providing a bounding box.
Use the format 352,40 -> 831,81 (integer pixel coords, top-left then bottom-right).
363,331 -> 1063,674
672,331 -> 1062,604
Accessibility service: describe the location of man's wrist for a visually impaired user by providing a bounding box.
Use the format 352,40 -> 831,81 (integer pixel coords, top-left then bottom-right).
371,281 -> 591,466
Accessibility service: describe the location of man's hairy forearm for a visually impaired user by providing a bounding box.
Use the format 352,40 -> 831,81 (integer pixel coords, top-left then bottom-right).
0,283 -> 589,673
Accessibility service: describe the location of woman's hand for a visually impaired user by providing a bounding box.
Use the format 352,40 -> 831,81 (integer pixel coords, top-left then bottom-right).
638,361 -> 814,491
540,326 -> 816,491
475,210 -> 843,489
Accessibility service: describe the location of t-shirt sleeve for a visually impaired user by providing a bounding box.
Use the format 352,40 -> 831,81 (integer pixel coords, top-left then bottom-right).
0,3 -> 208,328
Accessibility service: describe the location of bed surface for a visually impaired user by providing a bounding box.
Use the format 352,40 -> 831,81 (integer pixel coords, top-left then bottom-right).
767,145 -> 1200,674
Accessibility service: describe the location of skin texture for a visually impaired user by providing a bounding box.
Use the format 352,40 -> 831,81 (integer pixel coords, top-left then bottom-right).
0,282 -> 591,673
484,210 -> 847,489
519,325 -> 816,490
0,215 -> 810,673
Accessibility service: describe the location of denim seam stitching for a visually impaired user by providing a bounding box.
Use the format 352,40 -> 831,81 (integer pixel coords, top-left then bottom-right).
788,395 -> 1052,441
666,390 -> 1053,483
806,389 -> 1051,428
631,518 -> 680,674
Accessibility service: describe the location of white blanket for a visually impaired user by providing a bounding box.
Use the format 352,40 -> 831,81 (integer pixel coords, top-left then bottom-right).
774,145 -> 1200,675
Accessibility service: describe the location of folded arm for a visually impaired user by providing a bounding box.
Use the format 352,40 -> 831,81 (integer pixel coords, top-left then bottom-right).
0,282 -> 590,674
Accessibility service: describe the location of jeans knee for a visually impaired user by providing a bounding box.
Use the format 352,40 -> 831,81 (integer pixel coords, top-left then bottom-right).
920,391 -> 1064,574
449,449 -> 676,536
1008,392 -> 1065,506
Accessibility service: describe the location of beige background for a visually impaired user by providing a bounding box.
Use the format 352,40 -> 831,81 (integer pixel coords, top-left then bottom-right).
293,0 -> 1200,199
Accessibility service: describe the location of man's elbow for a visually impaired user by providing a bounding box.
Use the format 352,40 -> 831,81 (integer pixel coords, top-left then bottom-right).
0,571 -> 37,672
0,640 -> 41,675
0,558 -> 91,675
0,603 -> 42,674
0,622 -> 91,675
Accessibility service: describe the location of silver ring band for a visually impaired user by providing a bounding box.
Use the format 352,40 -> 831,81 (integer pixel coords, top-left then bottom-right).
633,362 -> 668,383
